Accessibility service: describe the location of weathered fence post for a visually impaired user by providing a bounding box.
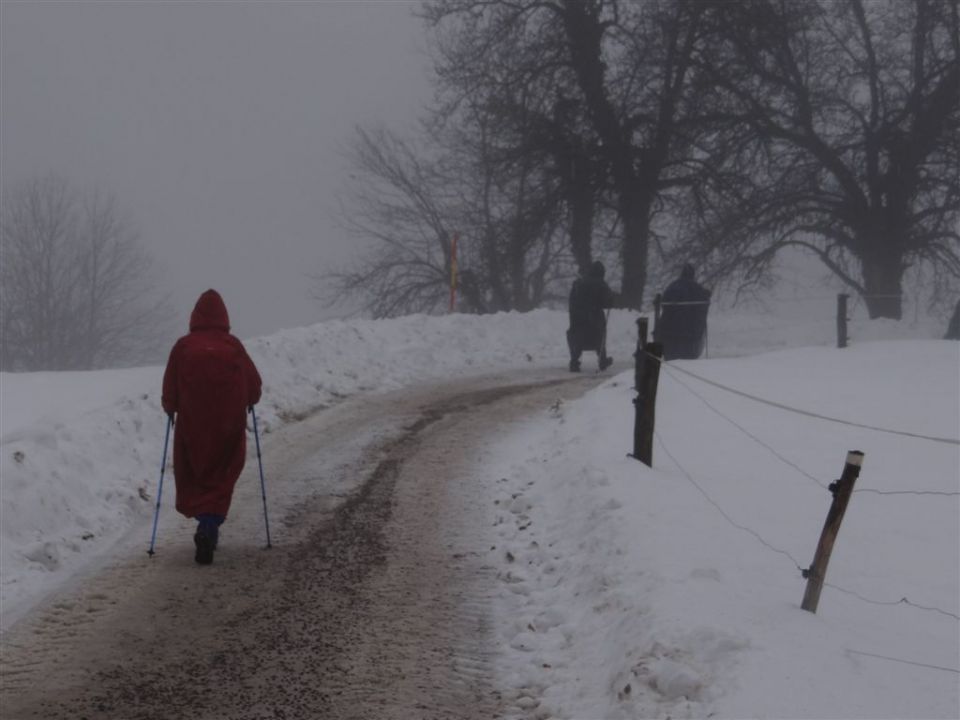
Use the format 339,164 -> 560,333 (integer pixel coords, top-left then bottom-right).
801,450 -> 864,613
632,317 -> 649,459
634,316 -> 649,387
633,340 -> 663,466
837,293 -> 849,348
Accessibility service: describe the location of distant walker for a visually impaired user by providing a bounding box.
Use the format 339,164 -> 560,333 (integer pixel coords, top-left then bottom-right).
655,264 -> 711,360
567,261 -> 618,372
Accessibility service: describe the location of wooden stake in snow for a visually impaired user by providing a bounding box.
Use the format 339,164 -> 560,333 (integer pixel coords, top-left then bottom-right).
634,339 -> 663,467
801,450 -> 864,613
837,293 -> 849,348
632,317 -> 649,460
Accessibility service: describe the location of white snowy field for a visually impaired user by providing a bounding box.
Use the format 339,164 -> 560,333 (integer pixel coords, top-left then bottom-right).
487,341 -> 959,719
1,301 -> 957,718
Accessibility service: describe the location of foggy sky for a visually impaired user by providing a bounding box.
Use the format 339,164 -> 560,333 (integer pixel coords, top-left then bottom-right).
1,1 -> 430,340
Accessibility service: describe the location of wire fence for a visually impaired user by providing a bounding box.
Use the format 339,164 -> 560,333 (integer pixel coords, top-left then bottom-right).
661,365 -> 959,496
654,429 -> 959,623
658,357 -> 960,447
633,341 -> 959,675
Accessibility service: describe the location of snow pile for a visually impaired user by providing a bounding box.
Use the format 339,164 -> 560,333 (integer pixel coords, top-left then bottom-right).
487,341 -> 959,719
247,310 -> 638,427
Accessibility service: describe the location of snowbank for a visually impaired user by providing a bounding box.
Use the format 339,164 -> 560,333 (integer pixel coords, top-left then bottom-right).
0,309 -> 639,627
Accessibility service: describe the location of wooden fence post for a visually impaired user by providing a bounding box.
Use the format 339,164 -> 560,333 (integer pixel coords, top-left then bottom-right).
632,318 -> 649,459
634,317 -> 649,385
801,450 -> 864,613
634,341 -> 663,466
837,293 -> 849,348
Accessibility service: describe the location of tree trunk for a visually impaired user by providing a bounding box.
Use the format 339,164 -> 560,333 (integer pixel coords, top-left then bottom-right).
561,0 -> 656,311
860,247 -> 904,319
620,189 -> 652,310
568,152 -> 595,276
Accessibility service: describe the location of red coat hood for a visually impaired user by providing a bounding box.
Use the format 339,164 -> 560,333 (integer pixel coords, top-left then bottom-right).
190,289 -> 231,332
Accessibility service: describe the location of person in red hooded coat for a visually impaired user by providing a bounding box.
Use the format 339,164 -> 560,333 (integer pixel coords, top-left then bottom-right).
162,289 -> 262,564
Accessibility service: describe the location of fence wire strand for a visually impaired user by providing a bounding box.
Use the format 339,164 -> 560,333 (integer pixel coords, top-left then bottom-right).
854,488 -> 960,497
652,432 -> 960,623
654,432 -> 806,571
825,584 -> 960,620
845,649 -> 960,675
659,364 -> 959,498
649,351 -> 959,446
660,366 -> 829,491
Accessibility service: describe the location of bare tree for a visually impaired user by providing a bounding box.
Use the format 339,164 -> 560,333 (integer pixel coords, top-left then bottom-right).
1,175 -> 173,370
433,22 -> 573,312
426,1 -> 602,279
687,0 -> 960,318
318,127 -> 458,318
425,0 -> 713,311
320,97 -> 571,317
316,1 -> 589,319
556,0 -> 708,309
1,176 -> 76,370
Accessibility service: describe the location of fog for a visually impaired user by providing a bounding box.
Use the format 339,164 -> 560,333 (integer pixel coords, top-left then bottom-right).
1,1 -> 430,340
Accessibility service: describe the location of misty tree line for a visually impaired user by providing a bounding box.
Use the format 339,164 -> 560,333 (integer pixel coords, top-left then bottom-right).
324,0 -> 959,321
1,175 -> 171,371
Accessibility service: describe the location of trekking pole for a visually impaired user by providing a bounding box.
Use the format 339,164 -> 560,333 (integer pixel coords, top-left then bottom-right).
147,415 -> 172,557
250,406 -> 273,549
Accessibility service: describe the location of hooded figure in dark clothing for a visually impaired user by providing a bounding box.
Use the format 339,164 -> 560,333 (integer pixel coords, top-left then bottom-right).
162,290 -> 262,565
567,261 -> 618,372
655,264 -> 711,360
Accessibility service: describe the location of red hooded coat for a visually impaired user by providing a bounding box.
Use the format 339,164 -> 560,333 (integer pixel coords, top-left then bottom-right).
162,290 -> 262,518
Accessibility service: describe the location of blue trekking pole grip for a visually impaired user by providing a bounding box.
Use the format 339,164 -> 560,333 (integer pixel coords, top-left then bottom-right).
148,415 -> 172,557
250,406 -> 272,549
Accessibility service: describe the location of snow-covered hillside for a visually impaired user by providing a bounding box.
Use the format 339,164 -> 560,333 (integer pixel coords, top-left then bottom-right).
487,340 -> 958,719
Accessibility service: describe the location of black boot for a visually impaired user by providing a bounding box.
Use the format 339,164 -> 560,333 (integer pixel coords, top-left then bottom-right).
569,359 -> 581,372
194,531 -> 215,565
194,518 -> 219,565
599,355 -> 613,371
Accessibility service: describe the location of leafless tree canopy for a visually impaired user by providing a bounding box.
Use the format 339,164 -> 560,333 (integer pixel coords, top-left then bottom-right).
323,0 -> 958,320
318,128 -> 456,318
320,110 -> 571,317
1,175 -> 173,371
424,0 -> 711,311
681,0 -> 960,318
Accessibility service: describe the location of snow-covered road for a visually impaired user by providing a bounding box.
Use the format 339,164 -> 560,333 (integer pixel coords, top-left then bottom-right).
0,370 -> 601,719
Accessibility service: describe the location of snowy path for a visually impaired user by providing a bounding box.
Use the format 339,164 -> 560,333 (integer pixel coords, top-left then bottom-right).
0,370 -> 601,719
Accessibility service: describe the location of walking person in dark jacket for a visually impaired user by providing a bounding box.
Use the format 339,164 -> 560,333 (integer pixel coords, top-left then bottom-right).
162,289 -> 262,565
655,264 -> 711,360
567,261 -> 618,372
